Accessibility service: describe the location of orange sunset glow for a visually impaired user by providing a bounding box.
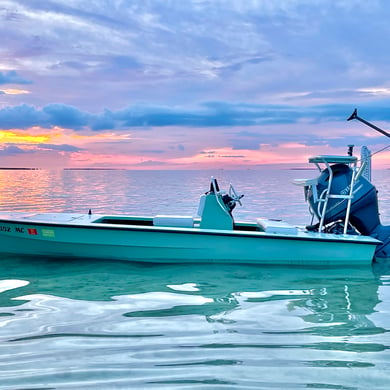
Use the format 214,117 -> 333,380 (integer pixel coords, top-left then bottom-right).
0,130 -> 50,144
0,89 -> 30,95
0,123 -> 388,169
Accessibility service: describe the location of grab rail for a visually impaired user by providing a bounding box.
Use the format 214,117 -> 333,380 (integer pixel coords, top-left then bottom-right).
308,155 -> 358,234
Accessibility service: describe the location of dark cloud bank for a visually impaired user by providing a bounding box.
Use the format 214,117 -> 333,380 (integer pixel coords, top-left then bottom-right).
1,101 -> 389,133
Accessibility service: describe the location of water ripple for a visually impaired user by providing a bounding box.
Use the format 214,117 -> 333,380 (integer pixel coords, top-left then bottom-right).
0,170 -> 389,388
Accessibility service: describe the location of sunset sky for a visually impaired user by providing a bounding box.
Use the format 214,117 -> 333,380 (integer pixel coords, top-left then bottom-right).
0,0 -> 389,169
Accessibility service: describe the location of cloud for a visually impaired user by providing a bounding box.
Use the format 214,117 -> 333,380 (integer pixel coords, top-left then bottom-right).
49,61 -> 92,71
38,143 -> 82,152
230,138 -> 261,151
0,88 -> 30,95
0,104 -> 47,129
90,109 -> 117,131
0,104 -> 90,130
135,160 -> 169,166
1,101 -> 389,134
139,149 -> 165,154
0,142 -> 81,155
0,145 -> 27,156
2,0 -> 390,115
0,71 -> 32,85
0,1 -> 389,169
42,104 -> 90,128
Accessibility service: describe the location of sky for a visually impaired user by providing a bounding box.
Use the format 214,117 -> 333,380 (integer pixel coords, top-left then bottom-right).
0,0 -> 390,169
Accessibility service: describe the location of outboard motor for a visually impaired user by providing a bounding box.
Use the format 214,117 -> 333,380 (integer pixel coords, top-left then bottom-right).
308,163 -> 390,259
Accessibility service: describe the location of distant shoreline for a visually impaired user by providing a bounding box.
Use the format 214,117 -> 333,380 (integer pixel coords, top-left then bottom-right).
0,167 -> 40,170
63,168 -> 125,171
0,167 -> 388,171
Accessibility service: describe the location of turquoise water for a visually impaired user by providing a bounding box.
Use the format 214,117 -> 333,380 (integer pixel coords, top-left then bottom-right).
0,169 -> 389,389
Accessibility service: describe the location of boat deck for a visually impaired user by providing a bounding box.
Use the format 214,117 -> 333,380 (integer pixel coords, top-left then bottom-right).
0,211 -> 380,245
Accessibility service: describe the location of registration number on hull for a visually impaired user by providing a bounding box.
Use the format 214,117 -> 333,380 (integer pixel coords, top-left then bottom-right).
0,225 -> 56,238
0,225 -> 39,235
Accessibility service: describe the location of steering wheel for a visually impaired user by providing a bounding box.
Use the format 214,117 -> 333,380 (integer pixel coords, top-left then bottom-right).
229,184 -> 243,206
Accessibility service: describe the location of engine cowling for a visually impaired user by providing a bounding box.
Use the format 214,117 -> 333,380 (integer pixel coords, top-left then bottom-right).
308,163 -> 390,259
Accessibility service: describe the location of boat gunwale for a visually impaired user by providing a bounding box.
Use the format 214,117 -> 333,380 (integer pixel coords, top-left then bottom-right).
0,217 -> 381,246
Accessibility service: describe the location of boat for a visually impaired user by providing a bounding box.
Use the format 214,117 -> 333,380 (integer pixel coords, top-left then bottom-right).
0,110 -> 388,265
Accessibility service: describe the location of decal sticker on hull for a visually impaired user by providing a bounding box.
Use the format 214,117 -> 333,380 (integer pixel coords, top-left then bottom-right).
42,229 -> 55,238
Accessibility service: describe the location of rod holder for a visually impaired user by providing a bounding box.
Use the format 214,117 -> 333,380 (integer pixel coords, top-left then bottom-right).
347,108 -> 390,138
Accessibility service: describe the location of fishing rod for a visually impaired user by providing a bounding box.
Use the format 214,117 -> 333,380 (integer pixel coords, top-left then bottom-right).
347,108 -> 390,138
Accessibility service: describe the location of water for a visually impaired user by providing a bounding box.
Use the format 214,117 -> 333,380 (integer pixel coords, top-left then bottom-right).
0,169 -> 389,389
